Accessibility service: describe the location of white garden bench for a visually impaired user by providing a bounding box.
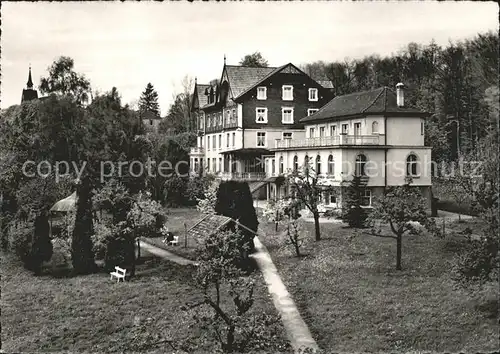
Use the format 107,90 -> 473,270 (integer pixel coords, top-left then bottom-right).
110,266 -> 126,282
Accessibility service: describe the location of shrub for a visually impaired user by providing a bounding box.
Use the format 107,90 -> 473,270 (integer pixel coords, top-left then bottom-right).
103,222 -> 135,273
7,223 -> 33,268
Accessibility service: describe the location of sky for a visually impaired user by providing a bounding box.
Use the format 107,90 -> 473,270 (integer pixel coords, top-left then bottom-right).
2,1 -> 497,114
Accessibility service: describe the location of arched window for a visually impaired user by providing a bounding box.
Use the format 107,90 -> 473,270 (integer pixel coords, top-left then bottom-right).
355,154 -> 367,176
293,155 -> 299,172
327,155 -> 335,175
372,121 -> 379,134
316,155 -> 322,174
406,154 -> 419,176
304,155 -> 309,169
279,156 -> 284,174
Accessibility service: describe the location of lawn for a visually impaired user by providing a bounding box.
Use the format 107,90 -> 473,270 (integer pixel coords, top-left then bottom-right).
1,247 -> 290,353
143,207 -> 204,260
258,218 -> 499,353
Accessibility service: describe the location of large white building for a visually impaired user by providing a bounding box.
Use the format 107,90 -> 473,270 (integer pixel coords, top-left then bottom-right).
264,83 -> 432,209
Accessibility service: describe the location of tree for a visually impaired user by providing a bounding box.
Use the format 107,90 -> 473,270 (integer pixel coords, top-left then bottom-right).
187,230 -> 286,353
39,56 -> 91,105
214,181 -> 259,254
30,212 -> 53,275
288,164 -> 330,241
341,175 -> 367,228
452,125 -> 498,286
239,52 -> 269,68
366,182 -> 439,270
71,176 -> 97,274
196,179 -> 219,214
139,83 -> 160,116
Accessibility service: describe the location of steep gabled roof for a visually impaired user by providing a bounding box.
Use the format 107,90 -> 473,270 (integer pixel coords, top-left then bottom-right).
192,82 -> 210,111
233,63 -> 322,100
223,65 -> 276,99
300,86 -> 429,123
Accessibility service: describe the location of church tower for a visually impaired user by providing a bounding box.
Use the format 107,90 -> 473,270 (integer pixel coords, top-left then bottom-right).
21,66 -> 39,103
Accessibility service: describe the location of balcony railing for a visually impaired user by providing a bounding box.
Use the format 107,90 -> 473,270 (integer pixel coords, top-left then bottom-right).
190,147 -> 204,155
274,135 -> 380,149
219,172 -> 267,181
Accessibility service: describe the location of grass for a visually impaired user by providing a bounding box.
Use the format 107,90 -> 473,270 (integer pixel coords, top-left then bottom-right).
142,207 -> 204,260
1,247 -> 290,353
258,218 -> 499,352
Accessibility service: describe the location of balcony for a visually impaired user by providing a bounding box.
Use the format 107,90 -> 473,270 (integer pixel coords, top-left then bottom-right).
219,172 -> 267,181
190,147 -> 204,155
274,135 -> 381,149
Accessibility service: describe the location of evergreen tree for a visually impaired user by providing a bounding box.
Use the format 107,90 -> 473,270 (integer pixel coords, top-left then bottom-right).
214,181 -> 259,254
342,175 -> 367,228
138,83 -> 160,116
30,212 -> 53,275
71,176 -> 96,274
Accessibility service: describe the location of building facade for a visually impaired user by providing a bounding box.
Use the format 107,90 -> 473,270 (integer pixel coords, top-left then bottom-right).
189,61 -> 333,194
265,83 -> 433,209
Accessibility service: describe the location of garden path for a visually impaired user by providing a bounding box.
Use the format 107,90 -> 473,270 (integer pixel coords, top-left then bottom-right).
251,236 -> 319,353
139,240 -> 198,266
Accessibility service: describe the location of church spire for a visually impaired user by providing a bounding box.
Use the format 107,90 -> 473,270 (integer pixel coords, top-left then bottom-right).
27,66 -> 34,89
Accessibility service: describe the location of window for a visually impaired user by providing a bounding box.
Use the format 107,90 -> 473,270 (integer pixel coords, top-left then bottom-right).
218,113 -> 222,126
355,154 -> 367,176
327,155 -> 335,175
307,108 -> 319,116
309,127 -> 315,138
319,126 -> 326,137
256,107 -> 268,123
207,136 -> 211,150
226,133 -> 230,147
421,121 -> 424,135
316,155 -> 322,174
226,110 -> 231,124
308,88 -> 318,101
212,158 -> 216,172
293,155 -> 299,171
194,158 -> 199,172
361,189 -> 372,207
257,86 -> 267,100
354,122 -> 361,136
341,124 -> 349,134
283,132 -> 293,139
219,158 -> 222,172
279,156 -> 284,174
330,125 -> 336,136
304,155 -> 309,169
282,108 -> 294,124
329,193 -> 337,205
372,121 -> 379,134
271,158 -> 275,175
232,109 -> 236,122
218,134 -> 222,149
207,158 -> 210,171
149,119 -> 153,126
282,85 -> 293,100
406,154 -> 419,176
212,136 -> 216,150
257,132 -> 266,147
232,132 -> 236,146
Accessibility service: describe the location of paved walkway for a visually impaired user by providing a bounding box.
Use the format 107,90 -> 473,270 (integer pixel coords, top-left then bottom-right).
139,240 -> 198,266
251,236 -> 319,353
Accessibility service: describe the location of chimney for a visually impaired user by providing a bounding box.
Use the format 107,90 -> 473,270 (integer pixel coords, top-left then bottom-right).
396,82 -> 404,107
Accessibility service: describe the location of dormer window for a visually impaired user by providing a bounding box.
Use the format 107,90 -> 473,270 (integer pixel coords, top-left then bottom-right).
282,85 -> 293,101
257,86 -> 267,100
308,88 -> 318,101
